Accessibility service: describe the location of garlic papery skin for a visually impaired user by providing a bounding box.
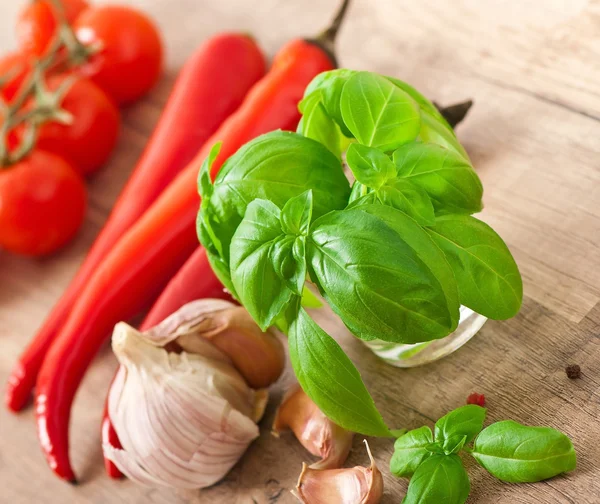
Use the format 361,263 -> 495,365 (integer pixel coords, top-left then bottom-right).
104,300 -> 276,490
274,383 -> 353,469
292,441 -> 383,504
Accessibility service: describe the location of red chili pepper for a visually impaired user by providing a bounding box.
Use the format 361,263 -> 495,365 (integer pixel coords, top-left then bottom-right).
102,246 -> 230,478
36,1 -> 348,480
5,33 -> 266,413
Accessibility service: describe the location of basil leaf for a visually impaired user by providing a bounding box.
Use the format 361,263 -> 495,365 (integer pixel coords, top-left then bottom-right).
297,92 -> 345,158
426,214 -> 523,319
197,142 -> 221,200
229,199 -> 294,329
288,307 -> 390,437
307,204 -> 459,344
301,285 -> 323,309
390,426 -> 434,477
442,434 -> 467,455
197,211 -> 237,297
434,405 -> 487,445
402,454 -> 470,504
340,72 -> 421,152
269,235 -> 306,296
425,442 -> 444,455
384,76 -> 451,130
345,143 -> 396,190
281,190 -> 313,236
393,141 -> 483,215
206,131 -> 350,264
420,109 -> 470,160
472,421 -> 577,483
303,68 -> 357,137
377,181 -> 436,226
349,180 -> 435,226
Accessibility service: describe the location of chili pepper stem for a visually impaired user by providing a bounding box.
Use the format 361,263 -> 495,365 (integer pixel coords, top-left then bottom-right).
307,0 -> 351,66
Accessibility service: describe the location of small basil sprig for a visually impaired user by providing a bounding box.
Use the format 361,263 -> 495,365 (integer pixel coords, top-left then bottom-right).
391,405 -> 576,503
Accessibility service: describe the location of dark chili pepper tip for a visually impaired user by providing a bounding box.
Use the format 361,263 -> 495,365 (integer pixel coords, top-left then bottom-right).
434,99 -> 474,129
306,0 -> 351,67
565,364 -> 581,380
67,479 -> 78,485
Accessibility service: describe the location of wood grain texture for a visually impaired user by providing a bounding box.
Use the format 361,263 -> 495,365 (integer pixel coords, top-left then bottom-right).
1,0 -> 599,502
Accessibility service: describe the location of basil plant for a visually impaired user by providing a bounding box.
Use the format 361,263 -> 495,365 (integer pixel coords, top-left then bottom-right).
197,70 -> 523,436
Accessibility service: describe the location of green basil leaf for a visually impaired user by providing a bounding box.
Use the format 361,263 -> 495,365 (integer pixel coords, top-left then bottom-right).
345,143 -> 396,190
402,454 -> 470,504
303,68 -> 357,137
269,235 -> 307,297
393,141 -> 483,215
206,131 -> 350,264
472,421 -> 577,483
197,211 -> 237,297
307,204 -> 459,344
197,142 -> 221,199
384,76 -> 451,130
349,179 -> 435,227
229,199 -> 293,329
281,190 -> 313,236
377,181 -> 435,226
340,72 -> 421,152
420,109 -> 469,160
297,92 -> 345,158
347,181 -> 371,205
301,285 -> 323,309
434,405 -> 487,445
426,214 -> 523,319
289,307 -> 390,437
390,426 -> 434,477
425,442 -> 444,454
442,434 -> 468,455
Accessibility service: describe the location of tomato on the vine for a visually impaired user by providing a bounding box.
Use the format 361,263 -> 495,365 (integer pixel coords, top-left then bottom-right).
0,52 -> 30,102
16,0 -> 89,57
74,5 -> 163,106
0,150 -> 87,257
17,0 -> 89,57
33,75 -> 120,176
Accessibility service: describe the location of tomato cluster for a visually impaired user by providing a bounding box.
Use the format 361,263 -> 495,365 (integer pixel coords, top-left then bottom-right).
0,0 -> 162,257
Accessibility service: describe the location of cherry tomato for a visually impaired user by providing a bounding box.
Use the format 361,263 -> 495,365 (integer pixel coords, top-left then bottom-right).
74,6 -> 163,106
33,75 -> 120,176
16,0 -> 90,57
0,52 -> 30,102
0,150 -> 86,257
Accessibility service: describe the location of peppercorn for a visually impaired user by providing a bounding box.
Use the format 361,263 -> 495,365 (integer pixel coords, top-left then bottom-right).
565,364 -> 581,380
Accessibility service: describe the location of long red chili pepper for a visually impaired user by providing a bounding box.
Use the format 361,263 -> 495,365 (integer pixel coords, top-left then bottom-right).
5,33 -> 266,413
102,247 -> 229,478
35,1 -> 349,482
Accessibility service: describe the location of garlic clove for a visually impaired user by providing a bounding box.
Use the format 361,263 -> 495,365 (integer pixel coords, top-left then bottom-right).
144,299 -> 285,389
105,306 -> 267,490
274,383 -> 353,469
198,306 -> 285,389
292,440 -> 384,504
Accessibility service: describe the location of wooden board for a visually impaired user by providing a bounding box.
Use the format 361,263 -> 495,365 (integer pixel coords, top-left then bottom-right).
1,0 -> 599,502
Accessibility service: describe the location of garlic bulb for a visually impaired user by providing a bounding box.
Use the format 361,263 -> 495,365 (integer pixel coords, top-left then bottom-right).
103,299 -> 283,489
274,383 -> 353,469
292,441 -> 383,504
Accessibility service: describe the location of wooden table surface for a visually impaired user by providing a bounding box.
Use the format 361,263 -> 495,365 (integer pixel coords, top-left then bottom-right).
1,0 -> 599,502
